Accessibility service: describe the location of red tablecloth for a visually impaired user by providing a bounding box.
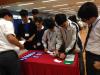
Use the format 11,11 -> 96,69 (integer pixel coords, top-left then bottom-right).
20,50 -> 80,75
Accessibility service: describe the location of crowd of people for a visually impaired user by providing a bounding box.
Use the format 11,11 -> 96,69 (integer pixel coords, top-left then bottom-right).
0,2 -> 100,75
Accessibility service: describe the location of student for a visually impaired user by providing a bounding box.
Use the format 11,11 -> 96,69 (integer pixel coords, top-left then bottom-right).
29,17 -> 45,50
68,15 -> 83,31
68,15 -> 83,51
42,19 -> 62,55
55,14 -> 77,59
32,9 -> 39,21
78,2 -> 100,75
68,15 -> 84,75
16,9 -> 36,50
0,9 -> 24,75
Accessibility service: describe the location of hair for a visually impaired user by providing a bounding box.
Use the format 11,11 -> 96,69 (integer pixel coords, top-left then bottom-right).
68,15 -> 77,23
34,17 -> 43,23
19,9 -> 28,16
0,9 -> 13,18
47,18 -> 55,29
32,9 -> 39,15
55,14 -> 67,26
78,2 -> 98,20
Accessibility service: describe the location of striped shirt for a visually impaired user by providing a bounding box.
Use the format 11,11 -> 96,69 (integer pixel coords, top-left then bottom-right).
42,26 -> 62,51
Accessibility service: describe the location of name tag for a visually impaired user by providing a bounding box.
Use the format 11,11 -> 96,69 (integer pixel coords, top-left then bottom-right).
37,42 -> 41,46
25,33 -> 29,37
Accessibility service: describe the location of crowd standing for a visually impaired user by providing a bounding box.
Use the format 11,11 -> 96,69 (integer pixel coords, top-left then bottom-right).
0,2 -> 100,75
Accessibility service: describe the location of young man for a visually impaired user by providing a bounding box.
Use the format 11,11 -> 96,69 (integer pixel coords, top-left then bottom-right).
55,14 -> 77,59
0,9 -> 24,75
17,9 -> 36,50
29,17 -> 45,50
42,19 -> 62,55
32,9 -> 39,21
78,2 -> 100,75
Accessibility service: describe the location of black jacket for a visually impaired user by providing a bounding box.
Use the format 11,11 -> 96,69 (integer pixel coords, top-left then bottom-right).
16,20 -> 36,40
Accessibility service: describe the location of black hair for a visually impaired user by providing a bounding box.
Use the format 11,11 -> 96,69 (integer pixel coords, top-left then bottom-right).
0,9 -> 12,18
34,17 -> 43,23
68,15 -> 77,23
32,9 -> 39,15
55,14 -> 67,26
47,18 -> 55,29
78,2 -> 98,20
19,9 -> 28,16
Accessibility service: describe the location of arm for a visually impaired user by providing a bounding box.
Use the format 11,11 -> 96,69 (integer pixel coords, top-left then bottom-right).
7,34 -> 24,50
27,34 -> 35,42
3,21 -> 24,50
27,21 -> 37,42
42,30 -> 48,50
65,26 -> 77,53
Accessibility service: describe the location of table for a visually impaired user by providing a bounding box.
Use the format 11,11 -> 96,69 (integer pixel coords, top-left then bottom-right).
20,50 -> 80,75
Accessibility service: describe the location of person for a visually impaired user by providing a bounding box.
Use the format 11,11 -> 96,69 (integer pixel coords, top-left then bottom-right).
55,14 -> 78,59
68,15 -> 83,51
32,9 -> 39,21
16,9 -> 36,50
68,15 -> 82,31
78,2 -> 100,75
42,18 -> 62,55
0,9 -> 24,75
68,15 -> 84,75
27,17 -> 45,50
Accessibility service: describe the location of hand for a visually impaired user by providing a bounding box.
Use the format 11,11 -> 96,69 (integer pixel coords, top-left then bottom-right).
59,53 -> 66,60
94,61 -> 100,70
19,45 -> 25,50
27,37 -> 33,42
44,48 -> 48,53
55,50 -> 59,55
54,50 -> 59,57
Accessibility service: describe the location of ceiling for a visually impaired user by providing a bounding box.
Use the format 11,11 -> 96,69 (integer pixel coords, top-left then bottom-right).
0,0 -> 100,15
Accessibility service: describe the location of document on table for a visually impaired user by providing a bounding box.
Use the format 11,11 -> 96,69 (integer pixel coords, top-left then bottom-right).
64,54 -> 75,64
54,59 -> 62,63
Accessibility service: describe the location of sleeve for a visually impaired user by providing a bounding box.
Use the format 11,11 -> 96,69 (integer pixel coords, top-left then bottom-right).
42,30 -> 48,49
65,26 -> 77,53
94,22 -> 100,37
3,21 -> 15,35
56,29 -> 62,50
